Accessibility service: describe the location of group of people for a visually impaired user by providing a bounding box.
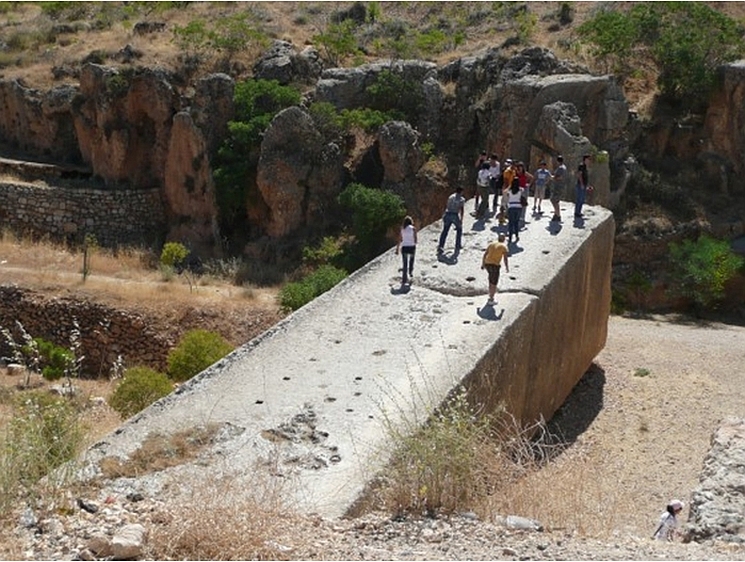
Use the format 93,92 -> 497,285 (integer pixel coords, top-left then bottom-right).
397,151 -> 594,304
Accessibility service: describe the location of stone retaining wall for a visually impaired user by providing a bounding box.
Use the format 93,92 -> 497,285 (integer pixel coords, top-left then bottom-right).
0,286 -> 175,376
0,181 -> 166,248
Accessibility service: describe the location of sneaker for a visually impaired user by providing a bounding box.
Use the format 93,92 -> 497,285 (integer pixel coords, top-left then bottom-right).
486,298 -> 495,305
551,215 -> 560,222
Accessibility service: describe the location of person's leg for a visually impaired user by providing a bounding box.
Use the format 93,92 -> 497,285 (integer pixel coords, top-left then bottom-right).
477,187 -> 489,218
454,216 -> 463,250
575,185 -> 585,216
438,214 -> 452,250
408,248 -> 415,276
401,251 -> 408,282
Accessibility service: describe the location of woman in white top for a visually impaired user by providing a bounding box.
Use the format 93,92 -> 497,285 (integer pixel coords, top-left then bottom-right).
653,499 -> 684,541
503,177 -> 524,244
396,215 -> 418,285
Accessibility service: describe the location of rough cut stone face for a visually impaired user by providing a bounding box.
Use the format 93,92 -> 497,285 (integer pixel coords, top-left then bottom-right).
686,417 -> 745,543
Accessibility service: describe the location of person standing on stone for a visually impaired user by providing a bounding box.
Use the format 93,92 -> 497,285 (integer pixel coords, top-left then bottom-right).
550,155 -> 567,222
575,153 -> 592,218
396,215 -> 417,285
515,161 -> 534,225
504,177 -> 524,244
473,150 -> 488,214
476,162 -> 492,220
481,233 -> 509,305
652,499 -> 684,541
498,159 -> 516,225
437,186 -> 465,254
488,153 -> 501,215
533,160 -> 552,214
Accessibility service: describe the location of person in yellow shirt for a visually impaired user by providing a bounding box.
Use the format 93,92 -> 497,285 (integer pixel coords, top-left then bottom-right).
481,233 -> 510,305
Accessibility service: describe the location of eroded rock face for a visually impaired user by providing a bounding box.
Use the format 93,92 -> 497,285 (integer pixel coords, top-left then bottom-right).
0,80 -> 81,162
256,106 -> 345,238
164,112 -> 220,256
253,40 -> 323,85
686,417 -> 745,543
73,64 -> 178,188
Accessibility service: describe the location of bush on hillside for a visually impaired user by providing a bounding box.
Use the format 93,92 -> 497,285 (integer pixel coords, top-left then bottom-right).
578,3 -> 745,108
668,235 -> 744,310
167,329 -> 234,383
31,337 -> 73,381
108,367 -> 174,419
337,182 -> 406,262
279,265 -> 348,311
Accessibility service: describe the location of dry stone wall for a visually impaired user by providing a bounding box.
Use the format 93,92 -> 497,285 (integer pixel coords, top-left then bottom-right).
0,286 -> 175,376
0,181 -> 166,247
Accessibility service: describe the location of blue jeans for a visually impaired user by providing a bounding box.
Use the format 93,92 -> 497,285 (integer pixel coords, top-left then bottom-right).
575,183 -> 586,216
438,212 -> 462,251
508,207 -> 521,239
401,246 -> 415,280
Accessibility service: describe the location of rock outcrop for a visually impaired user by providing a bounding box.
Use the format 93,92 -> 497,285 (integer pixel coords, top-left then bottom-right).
687,417 -> 745,543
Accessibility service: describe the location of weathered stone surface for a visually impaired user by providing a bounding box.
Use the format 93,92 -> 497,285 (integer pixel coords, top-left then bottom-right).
74,65 -> 178,188
686,417 -> 745,543
256,106 -> 345,237
163,112 -> 220,256
253,40 -> 323,85
191,73 -> 234,157
111,523 -> 147,560
80,200 -> 613,519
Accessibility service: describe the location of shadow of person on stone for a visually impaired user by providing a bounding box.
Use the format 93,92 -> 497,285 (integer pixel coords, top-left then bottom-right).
477,305 -> 504,320
547,221 -> 563,236
437,250 -> 459,265
540,363 -> 606,461
390,283 -> 411,295
471,219 -> 487,232
491,224 -> 509,235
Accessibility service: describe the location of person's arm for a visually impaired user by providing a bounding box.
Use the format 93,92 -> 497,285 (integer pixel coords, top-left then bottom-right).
503,251 -> 509,272
413,228 -> 418,245
481,249 -> 487,269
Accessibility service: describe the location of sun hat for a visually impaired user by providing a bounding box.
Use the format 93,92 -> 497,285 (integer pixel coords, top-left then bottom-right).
669,499 -> 684,511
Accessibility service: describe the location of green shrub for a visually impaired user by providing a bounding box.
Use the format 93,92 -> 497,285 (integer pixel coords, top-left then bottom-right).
213,79 -> 301,238
338,182 -> 406,260
313,20 -> 359,66
668,235 -> 744,310
339,107 -> 397,132
160,241 -> 189,268
108,367 -> 174,419
302,236 -> 348,268
32,338 -> 73,382
366,69 -> 424,123
279,265 -> 348,311
0,392 -> 83,506
578,3 -> 745,107
167,329 -> 234,383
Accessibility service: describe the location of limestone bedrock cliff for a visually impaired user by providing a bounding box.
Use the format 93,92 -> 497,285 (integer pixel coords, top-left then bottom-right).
83,199 -> 614,518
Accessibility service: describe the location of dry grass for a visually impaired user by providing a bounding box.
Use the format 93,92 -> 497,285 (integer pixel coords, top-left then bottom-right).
146,471 -> 299,561
98,424 -> 221,479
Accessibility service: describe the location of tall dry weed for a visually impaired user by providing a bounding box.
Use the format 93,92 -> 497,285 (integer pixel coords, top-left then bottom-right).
147,472 -> 298,560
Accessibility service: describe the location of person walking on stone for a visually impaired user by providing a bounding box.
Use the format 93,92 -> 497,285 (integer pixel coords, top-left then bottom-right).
481,233 -> 509,305
652,499 -> 684,541
438,186 -> 465,254
504,177 -> 524,244
515,161 -> 534,225
533,160 -> 552,214
396,215 -> 417,285
550,155 -> 568,222
498,159 -> 516,225
575,153 -> 592,218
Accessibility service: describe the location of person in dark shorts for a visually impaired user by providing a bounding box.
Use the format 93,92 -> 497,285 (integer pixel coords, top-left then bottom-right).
481,233 -> 510,305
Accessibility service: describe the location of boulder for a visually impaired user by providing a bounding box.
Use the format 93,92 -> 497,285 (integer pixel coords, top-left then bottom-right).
111,523 -> 147,560
256,106 -> 345,237
191,73 -> 234,157
253,41 -> 323,85
686,417 -> 745,543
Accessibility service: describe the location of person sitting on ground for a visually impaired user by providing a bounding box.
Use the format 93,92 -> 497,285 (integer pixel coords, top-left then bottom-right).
652,499 -> 684,541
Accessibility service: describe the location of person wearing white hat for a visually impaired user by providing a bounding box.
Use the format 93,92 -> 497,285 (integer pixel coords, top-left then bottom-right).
652,499 -> 684,541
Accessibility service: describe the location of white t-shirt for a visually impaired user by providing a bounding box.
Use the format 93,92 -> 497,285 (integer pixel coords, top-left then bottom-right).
507,188 -> 524,208
653,511 -> 677,541
400,225 -> 416,247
